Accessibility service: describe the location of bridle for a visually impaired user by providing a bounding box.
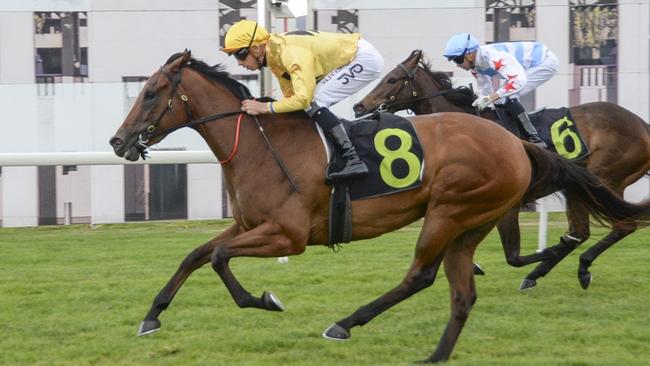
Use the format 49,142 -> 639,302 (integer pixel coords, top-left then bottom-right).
376,62 -> 454,113
136,66 -> 241,154
133,61 -> 300,192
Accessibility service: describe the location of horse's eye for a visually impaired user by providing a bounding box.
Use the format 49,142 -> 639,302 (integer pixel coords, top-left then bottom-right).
387,78 -> 397,84
144,91 -> 155,99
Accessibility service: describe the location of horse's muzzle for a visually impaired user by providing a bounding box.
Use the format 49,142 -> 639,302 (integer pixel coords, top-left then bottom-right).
109,135 -> 142,161
353,102 -> 368,118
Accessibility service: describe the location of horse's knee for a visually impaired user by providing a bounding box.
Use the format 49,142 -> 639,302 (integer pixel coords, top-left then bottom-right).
412,267 -> 437,291
451,290 -> 473,321
210,246 -> 228,272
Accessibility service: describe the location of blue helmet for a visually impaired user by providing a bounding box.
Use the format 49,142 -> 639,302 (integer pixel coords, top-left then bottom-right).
443,33 -> 479,61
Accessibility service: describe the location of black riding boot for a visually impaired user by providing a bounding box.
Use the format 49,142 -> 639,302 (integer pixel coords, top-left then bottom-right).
516,111 -> 547,148
505,99 -> 547,148
312,107 -> 369,180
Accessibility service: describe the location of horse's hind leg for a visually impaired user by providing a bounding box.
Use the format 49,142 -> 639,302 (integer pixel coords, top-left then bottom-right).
497,207 -> 555,267
578,221 -> 636,289
519,199 -> 590,290
422,222 -> 493,364
322,215 -> 457,342
138,223 -> 242,336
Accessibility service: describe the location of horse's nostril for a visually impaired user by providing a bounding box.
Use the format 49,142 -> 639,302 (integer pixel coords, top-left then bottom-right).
354,104 -> 364,112
109,137 -> 123,148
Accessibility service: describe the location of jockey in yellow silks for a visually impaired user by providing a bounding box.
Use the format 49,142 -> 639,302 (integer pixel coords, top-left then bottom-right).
222,20 -> 384,180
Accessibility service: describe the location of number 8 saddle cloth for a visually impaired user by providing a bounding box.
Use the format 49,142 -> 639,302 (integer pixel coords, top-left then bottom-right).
325,112 -> 424,201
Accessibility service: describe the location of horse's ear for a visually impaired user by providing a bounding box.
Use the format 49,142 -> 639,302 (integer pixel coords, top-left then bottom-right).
169,50 -> 192,72
403,49 -> 422,65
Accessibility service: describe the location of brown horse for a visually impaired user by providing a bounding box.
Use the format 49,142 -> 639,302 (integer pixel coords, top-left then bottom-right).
353,49 -> 650,290
109,51 -> 649,363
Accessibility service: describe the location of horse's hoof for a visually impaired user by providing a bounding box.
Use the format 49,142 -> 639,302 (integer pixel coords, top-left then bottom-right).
579,272 -> 592,289
415,358 -> 441,364
262,291 -> 284,312
519,278 -> 537,291
473,262 -> 485,276
137,319 -> 161,336
322,323 -> 350,341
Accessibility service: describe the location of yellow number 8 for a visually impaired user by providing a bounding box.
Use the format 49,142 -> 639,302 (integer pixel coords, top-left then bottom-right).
374,128 -> 421,188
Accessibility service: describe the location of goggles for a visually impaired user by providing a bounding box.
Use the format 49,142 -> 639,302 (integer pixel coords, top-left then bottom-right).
231,47 -> 250,61
448,55 -> 466,64
229,22 -> 258,61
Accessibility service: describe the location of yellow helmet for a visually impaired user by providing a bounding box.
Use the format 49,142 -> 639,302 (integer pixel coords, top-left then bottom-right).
222,20 -> 270,53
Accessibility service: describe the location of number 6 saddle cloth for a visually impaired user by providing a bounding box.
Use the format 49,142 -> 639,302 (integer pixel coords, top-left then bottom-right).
324,112 -> 424,201
496,107 -> 590,161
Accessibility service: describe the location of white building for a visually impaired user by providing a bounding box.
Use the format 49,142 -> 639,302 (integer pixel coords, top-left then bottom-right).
0,0 -> 648,227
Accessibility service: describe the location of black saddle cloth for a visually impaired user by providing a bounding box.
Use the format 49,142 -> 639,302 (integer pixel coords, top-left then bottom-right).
325,112 -> 424,200
494,106 -> 590,160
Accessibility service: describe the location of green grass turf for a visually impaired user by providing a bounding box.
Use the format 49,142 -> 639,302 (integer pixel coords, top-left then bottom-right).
1,213 -> 648,365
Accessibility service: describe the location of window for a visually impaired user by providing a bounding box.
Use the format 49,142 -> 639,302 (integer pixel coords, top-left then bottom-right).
34,12 -> 88,83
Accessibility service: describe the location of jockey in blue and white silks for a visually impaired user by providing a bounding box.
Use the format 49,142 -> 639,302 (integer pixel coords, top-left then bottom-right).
443,33 -> 559,147
472,41 -> 559,101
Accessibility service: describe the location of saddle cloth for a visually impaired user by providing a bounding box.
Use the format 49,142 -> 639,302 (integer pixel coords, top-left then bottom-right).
323,112 -> 424,201
496,106 -> 590,160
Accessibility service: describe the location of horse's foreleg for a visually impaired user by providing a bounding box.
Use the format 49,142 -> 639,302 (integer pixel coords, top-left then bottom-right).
210,221 -> 305,312
138,223 -> 242,336
497,207 -> 554,268
423,247 -> 477,363
422,223 -> 491,364
322,216 -> 455,342
519,200 -> 590,290
578,222 -> 636,289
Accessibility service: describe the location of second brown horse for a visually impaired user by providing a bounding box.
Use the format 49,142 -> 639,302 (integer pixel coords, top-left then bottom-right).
354,50 -> 650,290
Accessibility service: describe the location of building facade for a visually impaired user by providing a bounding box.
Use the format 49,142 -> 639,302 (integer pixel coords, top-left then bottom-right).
0,0 -> 648,226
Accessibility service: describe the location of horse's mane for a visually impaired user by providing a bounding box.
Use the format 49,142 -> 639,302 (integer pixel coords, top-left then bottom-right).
417,59 -> 477,113
165,52 -> 251,100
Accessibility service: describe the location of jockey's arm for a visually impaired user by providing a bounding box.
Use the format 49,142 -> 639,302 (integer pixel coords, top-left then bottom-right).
471,70 -> 495,99
241,46 -> 317,115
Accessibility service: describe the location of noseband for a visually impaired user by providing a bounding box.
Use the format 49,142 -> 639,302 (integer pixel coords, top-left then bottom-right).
376,63 -> 453,113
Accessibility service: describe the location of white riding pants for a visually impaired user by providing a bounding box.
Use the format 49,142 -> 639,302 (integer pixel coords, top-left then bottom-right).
312,39 -> 384,108
498,49 -> 560,102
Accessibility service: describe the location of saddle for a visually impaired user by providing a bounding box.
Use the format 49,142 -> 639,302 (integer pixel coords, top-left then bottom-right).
493,106 -> 590,160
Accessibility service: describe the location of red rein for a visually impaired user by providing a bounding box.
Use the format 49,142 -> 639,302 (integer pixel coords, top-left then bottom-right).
218,112 -> 244,164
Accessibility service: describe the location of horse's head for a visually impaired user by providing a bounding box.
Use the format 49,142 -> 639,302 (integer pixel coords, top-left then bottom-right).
353,49 -> 424,117
109,50 -> 194,161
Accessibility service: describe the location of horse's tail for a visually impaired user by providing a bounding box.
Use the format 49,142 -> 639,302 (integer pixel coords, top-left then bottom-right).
523,143 -> 650,227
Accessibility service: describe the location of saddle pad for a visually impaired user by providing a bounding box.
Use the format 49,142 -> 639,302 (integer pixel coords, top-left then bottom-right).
327,113 -> 424,200
530,107 -> 590,160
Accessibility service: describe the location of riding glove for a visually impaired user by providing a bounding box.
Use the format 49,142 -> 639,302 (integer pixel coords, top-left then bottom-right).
472,95 -> 495,112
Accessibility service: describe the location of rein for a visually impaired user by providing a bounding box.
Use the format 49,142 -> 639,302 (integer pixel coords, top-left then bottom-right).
135,63 -> 300,192
377,63 -> 453,113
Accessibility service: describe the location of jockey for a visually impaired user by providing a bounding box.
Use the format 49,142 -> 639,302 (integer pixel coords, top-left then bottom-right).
222,19 -> 384,180
443,33 -> 560,148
